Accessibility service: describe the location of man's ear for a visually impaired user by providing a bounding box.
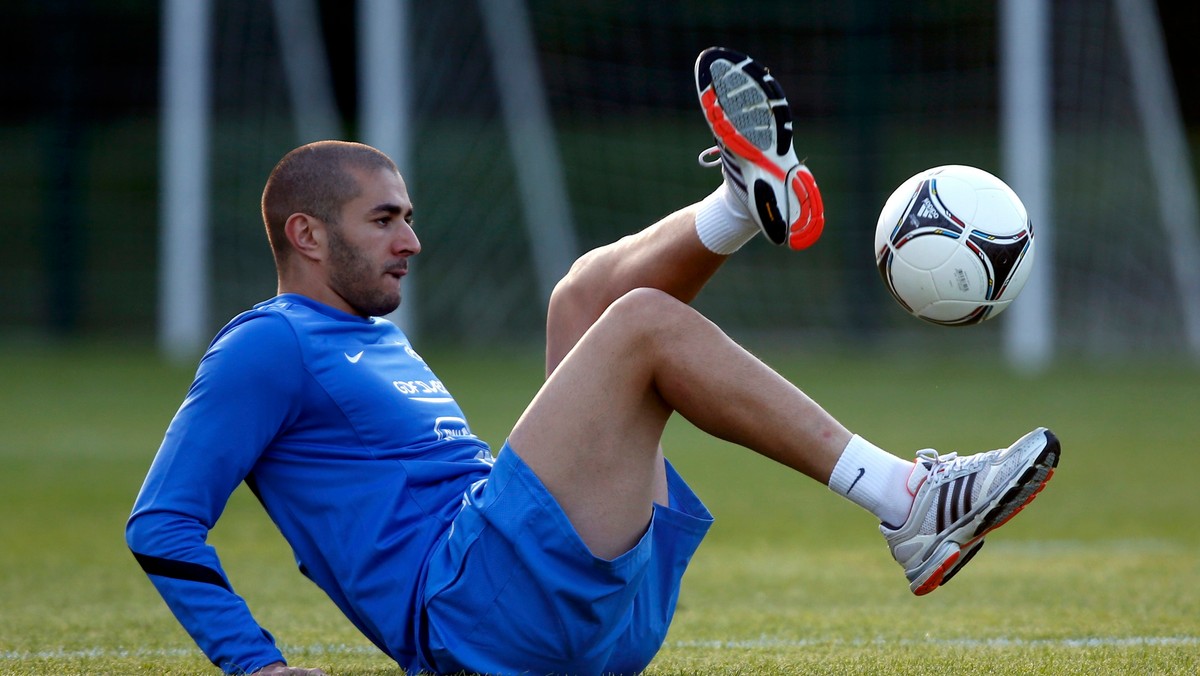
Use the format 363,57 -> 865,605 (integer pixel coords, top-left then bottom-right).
284,213 -> 326,262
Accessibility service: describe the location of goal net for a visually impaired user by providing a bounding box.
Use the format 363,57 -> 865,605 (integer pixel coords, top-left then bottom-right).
191,0 -> 1198,360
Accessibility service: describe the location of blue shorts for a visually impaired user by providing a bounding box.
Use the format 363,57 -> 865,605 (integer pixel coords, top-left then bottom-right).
417,442 -> 713,675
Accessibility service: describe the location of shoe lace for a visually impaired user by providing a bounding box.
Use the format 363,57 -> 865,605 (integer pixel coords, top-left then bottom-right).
918,448 -> 1000,487
697,145 -> 722,168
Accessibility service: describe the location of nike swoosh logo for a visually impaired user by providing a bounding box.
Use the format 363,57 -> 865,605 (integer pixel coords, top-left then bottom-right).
344,351 -> 364,364
846,467 -> 866,495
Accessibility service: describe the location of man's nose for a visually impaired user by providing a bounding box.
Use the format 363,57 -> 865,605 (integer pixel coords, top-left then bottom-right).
396,223 -> 421,256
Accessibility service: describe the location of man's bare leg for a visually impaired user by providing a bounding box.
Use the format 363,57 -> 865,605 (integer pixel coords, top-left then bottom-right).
522,75 -> 833,555
511,286 -> 850,559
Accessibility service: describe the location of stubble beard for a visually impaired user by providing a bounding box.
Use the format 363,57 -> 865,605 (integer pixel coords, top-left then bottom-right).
327,227 -> 402,317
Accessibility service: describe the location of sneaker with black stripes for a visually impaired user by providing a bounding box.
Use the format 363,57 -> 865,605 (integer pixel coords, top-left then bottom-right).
694,46 -> 824,250
881,427 -> 1061,596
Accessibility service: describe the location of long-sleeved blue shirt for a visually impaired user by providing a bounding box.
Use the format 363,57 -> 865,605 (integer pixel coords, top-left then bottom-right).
126,294 -> 492,673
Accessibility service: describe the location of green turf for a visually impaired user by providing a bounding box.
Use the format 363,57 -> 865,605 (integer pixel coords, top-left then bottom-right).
0,342 -> 1197,675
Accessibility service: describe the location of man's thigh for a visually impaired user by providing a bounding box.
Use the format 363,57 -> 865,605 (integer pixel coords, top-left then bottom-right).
508,289 -> 695,557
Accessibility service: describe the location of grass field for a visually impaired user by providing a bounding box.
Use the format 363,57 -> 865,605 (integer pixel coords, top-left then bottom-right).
0,342 -> 1197,675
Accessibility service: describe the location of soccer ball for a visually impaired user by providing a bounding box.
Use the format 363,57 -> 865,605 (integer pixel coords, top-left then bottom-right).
874,165 -> 1035,326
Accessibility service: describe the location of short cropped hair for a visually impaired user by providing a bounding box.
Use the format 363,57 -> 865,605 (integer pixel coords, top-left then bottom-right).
261,140 -> 399,262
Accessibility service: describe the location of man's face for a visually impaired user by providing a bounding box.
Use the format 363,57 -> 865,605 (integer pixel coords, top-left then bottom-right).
326,167 -> 420,317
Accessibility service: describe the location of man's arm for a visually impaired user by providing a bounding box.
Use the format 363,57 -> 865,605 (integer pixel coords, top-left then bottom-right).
126,315 -> 303,673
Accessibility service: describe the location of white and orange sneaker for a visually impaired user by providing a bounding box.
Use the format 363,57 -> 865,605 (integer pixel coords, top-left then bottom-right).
694,46 -> 824,250
881,427 -> 1061,595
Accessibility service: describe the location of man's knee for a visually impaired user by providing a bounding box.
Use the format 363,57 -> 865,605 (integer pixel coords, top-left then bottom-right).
601,288 -> 693,338
547,282 -> 695,373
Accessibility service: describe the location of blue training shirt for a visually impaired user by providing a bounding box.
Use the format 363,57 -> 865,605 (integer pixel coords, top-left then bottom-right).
126,294 -> 492,673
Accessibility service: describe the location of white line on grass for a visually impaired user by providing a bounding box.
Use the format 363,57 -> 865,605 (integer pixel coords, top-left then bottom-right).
4,636 -> 1198,662
666,635 -> 1200,650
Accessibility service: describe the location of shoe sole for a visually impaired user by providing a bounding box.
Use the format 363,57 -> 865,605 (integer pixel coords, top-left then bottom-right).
910,428 -> 1061,595
695,48 -> 824,250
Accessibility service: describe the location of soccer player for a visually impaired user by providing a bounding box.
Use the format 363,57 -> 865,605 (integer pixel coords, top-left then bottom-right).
126,47 -> 1060,675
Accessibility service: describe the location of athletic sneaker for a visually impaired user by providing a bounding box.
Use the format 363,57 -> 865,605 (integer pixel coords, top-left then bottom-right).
694,47 -> 824,250
881,427 -> 1061,596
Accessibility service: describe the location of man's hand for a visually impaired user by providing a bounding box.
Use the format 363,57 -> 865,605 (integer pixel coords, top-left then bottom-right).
252,662 -> 328,676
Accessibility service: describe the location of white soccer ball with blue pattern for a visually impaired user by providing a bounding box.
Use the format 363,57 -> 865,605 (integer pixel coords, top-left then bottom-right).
874,165 -> 1036,326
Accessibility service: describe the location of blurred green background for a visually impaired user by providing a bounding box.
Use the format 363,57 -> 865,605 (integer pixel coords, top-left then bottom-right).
3,0 -> 1199,355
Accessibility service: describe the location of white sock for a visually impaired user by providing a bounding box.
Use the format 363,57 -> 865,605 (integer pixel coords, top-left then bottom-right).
695,184 -> 759,254
828,435 -> 917,527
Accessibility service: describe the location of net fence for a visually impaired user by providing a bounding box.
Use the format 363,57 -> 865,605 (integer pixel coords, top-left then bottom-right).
6,0 -> 1193,361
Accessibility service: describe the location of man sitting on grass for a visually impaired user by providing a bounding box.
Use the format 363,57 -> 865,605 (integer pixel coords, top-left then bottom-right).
127,47 -> 1059,675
